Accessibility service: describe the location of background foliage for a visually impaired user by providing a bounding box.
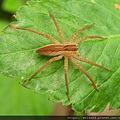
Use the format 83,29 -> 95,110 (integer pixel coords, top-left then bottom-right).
0,0 -> 120,115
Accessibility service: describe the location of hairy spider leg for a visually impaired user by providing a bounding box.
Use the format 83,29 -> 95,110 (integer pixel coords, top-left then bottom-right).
74,36 -> 107,44
69,57 -> 99,91
23,55 -> 63,86
49,12 -> 65,44
68,24 -> 107,42
68,23 -> 94,42
72,54 -> 112,71
10,25 -> 60,44
69,54 -> 112,91
64,56 -> 70,100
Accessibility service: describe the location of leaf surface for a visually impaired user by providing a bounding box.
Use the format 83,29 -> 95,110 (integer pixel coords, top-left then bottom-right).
0,0 -> 120,112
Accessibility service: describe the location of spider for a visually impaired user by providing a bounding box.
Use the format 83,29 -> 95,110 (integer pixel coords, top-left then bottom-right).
11,12 -> 111,100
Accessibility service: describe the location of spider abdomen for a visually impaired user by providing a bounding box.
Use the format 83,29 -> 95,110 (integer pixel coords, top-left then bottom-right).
36,43 -> 77,56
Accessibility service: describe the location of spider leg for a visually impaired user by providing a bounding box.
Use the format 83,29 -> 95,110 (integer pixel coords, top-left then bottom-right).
10,25 -> 60,44
49,12 -> 65,44
74,36 -> 107,44
64,56 -> 70,100
22,55 -> 63,86
69,57 -> 99,91
72,54 -> 112,71
68,23 -> 94,42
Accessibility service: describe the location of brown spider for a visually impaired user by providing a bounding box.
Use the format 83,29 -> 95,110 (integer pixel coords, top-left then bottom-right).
11,12 -> 111,100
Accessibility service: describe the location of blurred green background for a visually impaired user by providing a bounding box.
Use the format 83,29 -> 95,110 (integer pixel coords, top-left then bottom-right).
0,0 -> 54,115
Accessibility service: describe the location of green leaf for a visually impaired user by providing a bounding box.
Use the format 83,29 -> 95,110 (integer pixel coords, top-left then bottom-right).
0,0 -> 120,112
